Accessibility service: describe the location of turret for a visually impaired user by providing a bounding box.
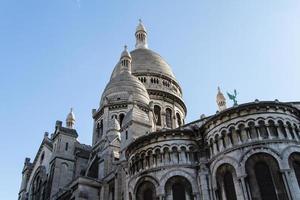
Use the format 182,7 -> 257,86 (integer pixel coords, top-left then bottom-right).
49,120 -> 78,198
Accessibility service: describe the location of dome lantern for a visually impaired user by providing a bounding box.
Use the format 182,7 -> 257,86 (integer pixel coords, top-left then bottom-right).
135,19 -> 148,49
216,87 -> 227,111
66,108 -> 75,129
120,45 -> 132,74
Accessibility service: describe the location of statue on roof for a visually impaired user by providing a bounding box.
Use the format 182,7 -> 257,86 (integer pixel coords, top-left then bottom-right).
227,89 -> 238,106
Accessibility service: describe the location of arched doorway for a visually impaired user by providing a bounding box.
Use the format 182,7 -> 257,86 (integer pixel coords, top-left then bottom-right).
215,164 -> 237,200
165,176 -> 193,200
136,181 -> 156,200
245,153 -> 288,200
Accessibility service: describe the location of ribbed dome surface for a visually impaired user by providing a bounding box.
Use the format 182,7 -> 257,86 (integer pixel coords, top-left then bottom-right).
111,48 -> 175,80
100,71 -> 150,108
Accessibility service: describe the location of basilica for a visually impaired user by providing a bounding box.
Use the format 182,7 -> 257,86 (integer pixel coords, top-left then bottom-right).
19,21 -> 300,200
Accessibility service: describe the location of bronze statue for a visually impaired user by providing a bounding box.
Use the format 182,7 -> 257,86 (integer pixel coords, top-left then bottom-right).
227,89 -> 238,106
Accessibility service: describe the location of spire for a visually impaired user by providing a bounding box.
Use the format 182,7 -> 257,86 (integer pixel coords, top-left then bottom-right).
216,87 -> 227,111
66,108 -> 75,129
120,45 -> 132,74
135,19 -> 148,49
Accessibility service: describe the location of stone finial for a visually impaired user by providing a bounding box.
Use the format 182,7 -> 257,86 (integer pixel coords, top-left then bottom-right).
216,87 -> 227,111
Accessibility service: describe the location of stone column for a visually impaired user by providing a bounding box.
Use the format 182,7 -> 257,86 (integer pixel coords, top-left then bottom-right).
265,125 -> 272,139
198,164 -> 211,200
210,145 -> 214,157
256,126 -> 262,140
238,177 -> 249,200
245,127 -> 252,142
285,126 -> 292,140
276,125 -> 285,139
282,169 -> 300,200
213,142 -> 218,155
224,134 -> 232,148
218,137 -> 224,151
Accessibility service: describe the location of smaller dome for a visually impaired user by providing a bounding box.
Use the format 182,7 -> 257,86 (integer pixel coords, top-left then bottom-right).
136,19 -> 147,33
100,72 -> 150,107
100,48 -> 150,108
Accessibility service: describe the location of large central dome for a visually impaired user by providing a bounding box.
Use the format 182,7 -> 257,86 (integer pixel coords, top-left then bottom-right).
111,48 -> 175,80
130,48 -> 175,78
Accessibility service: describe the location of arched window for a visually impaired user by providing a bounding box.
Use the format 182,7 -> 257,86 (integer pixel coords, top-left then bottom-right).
246,153 -> 288,200
30,167 -> 46,200
97,120 -> 103,139
216,164 -> 237,200
154,105 -> 161,126
136,181 -> 156,200
176,113 -> 182,127
287,122 -> 295,139
254,162 -> 277,200
166,108 -> 173,128
268,120 -> 278,138
278,120 -> 287,138
119,113 -> 125,127
165,176 -> 193,200
289,153 -> 300,188
224,171 -> 237,200
248,122 -> 258,139
258,121 -> 268,139
40,152 -> 44,164
172,182 -> 186,200
144,188 -> 153,200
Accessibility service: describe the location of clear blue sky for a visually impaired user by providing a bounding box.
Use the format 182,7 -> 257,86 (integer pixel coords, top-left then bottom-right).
0,0 -> 299,199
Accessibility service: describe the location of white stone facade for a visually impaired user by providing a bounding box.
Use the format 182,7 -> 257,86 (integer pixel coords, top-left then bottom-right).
19,22 -> 300,200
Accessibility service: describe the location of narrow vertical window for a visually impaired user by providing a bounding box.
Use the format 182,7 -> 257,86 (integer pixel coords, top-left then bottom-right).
176,113 -> 182,127
166,108 -> 172,128
65,142 -> 69,151
119,113 -> 125,127
154,105 -> 161,126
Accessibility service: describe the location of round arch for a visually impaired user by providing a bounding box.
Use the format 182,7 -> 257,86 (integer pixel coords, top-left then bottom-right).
239,146 -> 282,175
281,145 -> 300,170
159,169 -> 199,196
245,152 -> 288,200
211,156 -> 240,188
133,175 -> 160,196
164,175 -> 194,200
